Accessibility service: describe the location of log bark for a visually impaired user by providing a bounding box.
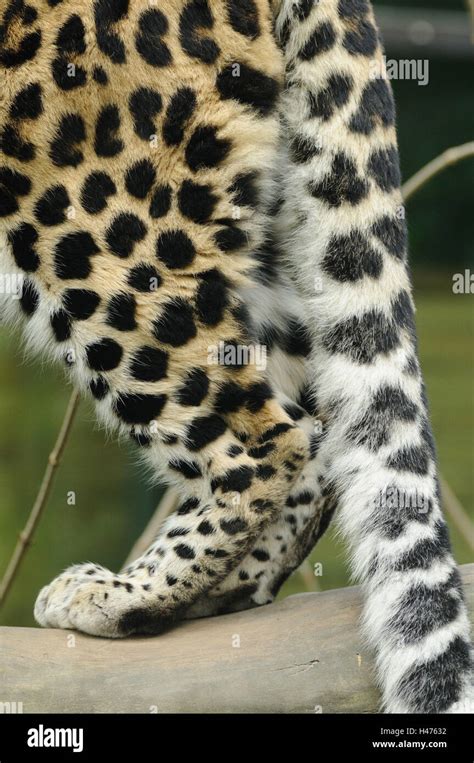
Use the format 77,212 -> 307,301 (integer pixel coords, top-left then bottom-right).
1,564 -> 472,714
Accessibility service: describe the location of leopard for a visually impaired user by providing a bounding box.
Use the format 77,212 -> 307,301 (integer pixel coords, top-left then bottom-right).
0,0 -> 472,714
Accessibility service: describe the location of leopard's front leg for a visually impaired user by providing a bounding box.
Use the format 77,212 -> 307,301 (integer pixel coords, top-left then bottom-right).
34,401 -> 308,637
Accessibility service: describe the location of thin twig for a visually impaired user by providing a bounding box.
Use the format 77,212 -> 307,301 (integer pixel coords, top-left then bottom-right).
122,488 -> 179,569
440,476 -> 474,553
402,142 -> 474,201
0,389 -> 80,608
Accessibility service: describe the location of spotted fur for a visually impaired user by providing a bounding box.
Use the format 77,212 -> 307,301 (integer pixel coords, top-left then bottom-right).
0,0 -> 471,714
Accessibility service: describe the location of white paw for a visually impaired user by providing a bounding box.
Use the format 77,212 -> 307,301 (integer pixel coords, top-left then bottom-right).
34,564 -> 95,629
33,564 -> 151,638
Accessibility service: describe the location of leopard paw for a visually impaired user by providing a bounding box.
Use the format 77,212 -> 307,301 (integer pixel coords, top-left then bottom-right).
33,563 -> 155,638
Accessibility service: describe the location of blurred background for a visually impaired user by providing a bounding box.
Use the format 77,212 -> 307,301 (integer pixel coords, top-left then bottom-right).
1,0 -> 473,626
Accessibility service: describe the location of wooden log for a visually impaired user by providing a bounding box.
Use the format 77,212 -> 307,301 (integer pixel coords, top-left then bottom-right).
1,565 -> 472,714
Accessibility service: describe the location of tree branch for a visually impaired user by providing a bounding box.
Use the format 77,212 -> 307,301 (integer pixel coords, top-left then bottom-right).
1,564 -> 472,713
122,489 -> 179,570
0,389 -> 80,608
402,141 -> 474,201
440,476 -> 474,553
